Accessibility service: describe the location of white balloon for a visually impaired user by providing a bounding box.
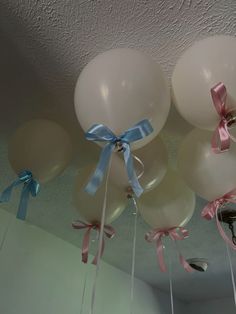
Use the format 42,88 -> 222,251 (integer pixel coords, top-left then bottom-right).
75,48 -> 170,150
172,35 -> 236,130
109,136 -> 168,193
139,170 -> 195,230
74,164 -> 126,224
178,128 -> 236,201
8,119 -> 73,183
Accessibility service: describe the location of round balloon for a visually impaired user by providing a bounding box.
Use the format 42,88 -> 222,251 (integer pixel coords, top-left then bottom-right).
178,128 -> 236,201
139,170 -> 195,229
74,164 -> 126,224
8,119 -> 73,183
74,48 -> 170,150
172,35 -> 236,130
109,136 -> 168,193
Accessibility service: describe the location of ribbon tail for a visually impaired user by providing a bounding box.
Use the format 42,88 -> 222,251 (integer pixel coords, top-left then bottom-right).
0,180 -> 22,203
169,229 -> 185,241
30,180 -> 40,197
104,227 -> 115,239
123,144 -> 143,197
85,143 -> 114,195
81,228 -> 92,264
201,202 -> 217,220
157,238 -> 167,272
92,234 -> 105,265
16,183 -> 31,220
173,239 -> 194,272
212,122 -> 230,153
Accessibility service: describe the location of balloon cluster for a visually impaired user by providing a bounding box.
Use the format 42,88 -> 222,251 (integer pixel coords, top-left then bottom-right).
172,35 -> 236,249
5,35 -> 236,265
74,48 -> 195,232
172,35 -> 236,202
0,47 -> 195,238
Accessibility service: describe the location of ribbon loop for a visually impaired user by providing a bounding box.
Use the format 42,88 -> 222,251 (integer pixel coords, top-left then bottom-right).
84,119 -> 153,197
86,124 -> 116,143
0,170 -> 40,220
211,82 -> 227,116
211,82 -> 236,153
72,220 -> 115,265
201,189 -> 236,250
145,227 -> 193,273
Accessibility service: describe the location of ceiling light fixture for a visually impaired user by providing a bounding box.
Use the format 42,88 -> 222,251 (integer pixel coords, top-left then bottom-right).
218,209 -> 236,245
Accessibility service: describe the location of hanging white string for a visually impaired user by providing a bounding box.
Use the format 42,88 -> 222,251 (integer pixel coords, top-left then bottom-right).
167,242 -> 174,314
129,194 -> 138,314
133,155 -> 144,180
0,216 -> 12,251
169,259 -> 174,314
226,243 -> 236,306
90,157 -> 112,314
79,266 -> 88,314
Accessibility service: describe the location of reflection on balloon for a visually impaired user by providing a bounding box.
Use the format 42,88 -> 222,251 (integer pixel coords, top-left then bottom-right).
8,119 -> 73,183
74,164 -> 126,224
109,136 -> 168,193
178,128 -> 236,201
74,48 -> 170,150
172,35 -> 236,130
139,170 -> 195,229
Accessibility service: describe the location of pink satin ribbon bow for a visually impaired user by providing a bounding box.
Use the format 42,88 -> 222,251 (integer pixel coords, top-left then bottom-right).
72,220 -> 115,265
145,227 -> 193,273
201,189 -> 236,250
211,82 -> 236,153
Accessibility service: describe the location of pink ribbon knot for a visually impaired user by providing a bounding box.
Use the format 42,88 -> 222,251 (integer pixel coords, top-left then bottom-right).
72,220 -> 115,265
211,82 -> 236,153
201,189 -> 236,250
145,227 -> 193,273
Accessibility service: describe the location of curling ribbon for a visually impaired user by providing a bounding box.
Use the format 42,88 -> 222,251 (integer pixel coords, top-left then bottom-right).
72,220 -> 115,265
145,227 -> 193,273
129,196 -> 138,314
84,119 -> 153,197
79,267 -> 88,314
211,82 -> 236,153
201,189 -> 236,250
90,156 -> 111,314
225,243 -> 236,307
0,170 -> 40,220
167,248 -> 174,314
0,216 -> 12,251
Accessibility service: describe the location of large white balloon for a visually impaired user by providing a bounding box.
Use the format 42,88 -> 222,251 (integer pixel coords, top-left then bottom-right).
139,170 -> 195,230
109,136 -> 168,193
178,128 -> 236,201
8,119 -> 73,183
74,48 -> 170,150
74,164 -> 126,224
172,35 -> 236,130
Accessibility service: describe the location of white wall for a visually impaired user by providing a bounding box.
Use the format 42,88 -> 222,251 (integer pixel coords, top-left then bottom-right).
0,209 -> 185,314
186,297 -> 235,314
153,288 -> 187,314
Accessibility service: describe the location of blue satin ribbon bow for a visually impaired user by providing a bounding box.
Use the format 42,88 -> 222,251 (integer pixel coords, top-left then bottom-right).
85,119 -> 153,197
0,170 -> 40,220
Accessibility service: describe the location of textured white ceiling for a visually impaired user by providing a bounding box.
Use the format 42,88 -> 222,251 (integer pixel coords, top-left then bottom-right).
0,0 -> 236,303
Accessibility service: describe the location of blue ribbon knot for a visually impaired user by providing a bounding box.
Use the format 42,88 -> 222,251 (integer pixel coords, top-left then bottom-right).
85,119 -> 153,197
0,170 -> 40,220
